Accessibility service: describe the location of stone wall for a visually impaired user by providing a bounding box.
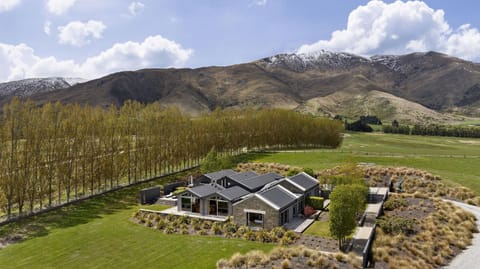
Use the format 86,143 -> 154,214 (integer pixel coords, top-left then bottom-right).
233,195 -> 279,230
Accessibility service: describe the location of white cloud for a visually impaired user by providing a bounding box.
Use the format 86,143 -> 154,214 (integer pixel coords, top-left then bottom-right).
46,0 -> 77,15
128,1 -> 144,16
0,0 -> 21,12
297,0 -> 480,61
0,35 -> 193,82
252,0 -> 267,6
58,20 -> 106,47
44,21 -> 51,35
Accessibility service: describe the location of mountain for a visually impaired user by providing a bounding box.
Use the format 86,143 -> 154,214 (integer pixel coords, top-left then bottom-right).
7,51 -> 480,122
0,77 -> 86,100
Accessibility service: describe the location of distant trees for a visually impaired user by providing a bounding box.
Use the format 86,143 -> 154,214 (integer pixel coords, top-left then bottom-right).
0,99 -> 344,220
383,122 -> 480,138
383,120 -> 410,135
345,120 -> 373,132
359,116 -> 382,125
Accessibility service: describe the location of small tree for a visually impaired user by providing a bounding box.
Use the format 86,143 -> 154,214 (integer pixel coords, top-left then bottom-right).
302,167 -> 315,177
329,185 -> 360,249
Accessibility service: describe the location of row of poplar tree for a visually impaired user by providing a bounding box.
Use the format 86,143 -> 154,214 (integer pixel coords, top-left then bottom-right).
0,99 -> 343,220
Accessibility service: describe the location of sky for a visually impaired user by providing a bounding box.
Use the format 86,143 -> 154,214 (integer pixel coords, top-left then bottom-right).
1,0 -> 480,82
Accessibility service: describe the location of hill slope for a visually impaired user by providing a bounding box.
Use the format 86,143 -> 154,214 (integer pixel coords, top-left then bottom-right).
10,51 -> 480,121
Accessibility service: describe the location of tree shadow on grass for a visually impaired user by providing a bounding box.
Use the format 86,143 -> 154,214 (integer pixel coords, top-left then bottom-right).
232,152 -> 273,164
0,171 -> 195,243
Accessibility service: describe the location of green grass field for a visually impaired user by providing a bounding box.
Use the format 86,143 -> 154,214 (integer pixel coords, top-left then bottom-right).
0,132 -> 479,268
254,132 -> 480,194
304,220 -> 331,238
0,173 -> 272,269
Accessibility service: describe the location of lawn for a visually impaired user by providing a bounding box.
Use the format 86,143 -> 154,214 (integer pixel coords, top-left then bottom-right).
0,172 -> 272,269
304,220 -> 331,238
254,132 -> 480,194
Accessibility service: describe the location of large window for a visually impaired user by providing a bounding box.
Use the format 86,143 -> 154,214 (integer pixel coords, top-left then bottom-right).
191,197 -> 200,213
218,201 -> 229,216
208,196 -> 229,216
247,212 -> 264,228
181,197 -> 192,211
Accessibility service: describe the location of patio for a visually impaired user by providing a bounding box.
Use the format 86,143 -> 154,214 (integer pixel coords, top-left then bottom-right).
154,206 -> 229,222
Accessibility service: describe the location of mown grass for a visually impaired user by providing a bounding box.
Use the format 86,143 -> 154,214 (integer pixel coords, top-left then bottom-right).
254,133 -> 480,194
303,221 -> 331,238
0,171 -> 272,269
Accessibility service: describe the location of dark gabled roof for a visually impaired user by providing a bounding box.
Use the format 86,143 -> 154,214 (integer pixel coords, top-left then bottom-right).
227,171 -> 258,182
240,172 -> 283,191
257,185 -> 298,210
187,184 -> 220,198
288,172 -> 318,191
204,169 -> 237,181
217,186 -> 250,202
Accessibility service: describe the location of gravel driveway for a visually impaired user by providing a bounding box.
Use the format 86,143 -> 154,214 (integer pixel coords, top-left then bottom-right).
443,200 -> 480,269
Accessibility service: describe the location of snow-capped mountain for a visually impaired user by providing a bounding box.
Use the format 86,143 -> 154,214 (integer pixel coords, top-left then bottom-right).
260,50 -> 371,71
0,77 -> 86,98
259,50 -> 460,74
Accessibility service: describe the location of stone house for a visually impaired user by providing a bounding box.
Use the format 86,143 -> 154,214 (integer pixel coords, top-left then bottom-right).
176,169 -> 320,229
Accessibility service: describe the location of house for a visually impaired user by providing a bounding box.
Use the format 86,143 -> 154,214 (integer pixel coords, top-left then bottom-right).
232,185 -> 301,230
278,172 -> 320,211
175,169 -> 321,229
217,171 -> 258,188
194,169 -> 237,185
231,172 -> 283,192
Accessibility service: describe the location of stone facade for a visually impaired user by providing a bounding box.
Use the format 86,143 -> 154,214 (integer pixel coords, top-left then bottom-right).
232,195 -> 280,230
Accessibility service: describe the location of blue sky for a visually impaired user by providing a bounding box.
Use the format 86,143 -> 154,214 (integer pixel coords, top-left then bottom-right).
1,0 -> 480,81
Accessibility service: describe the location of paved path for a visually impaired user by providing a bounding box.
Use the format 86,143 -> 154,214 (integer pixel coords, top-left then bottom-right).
443,200 -> 480,269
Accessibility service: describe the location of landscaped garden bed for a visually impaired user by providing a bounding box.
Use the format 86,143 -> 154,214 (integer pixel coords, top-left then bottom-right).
216,245 -> 362,269
374,194 -> 478,269
132,211 -> 298,245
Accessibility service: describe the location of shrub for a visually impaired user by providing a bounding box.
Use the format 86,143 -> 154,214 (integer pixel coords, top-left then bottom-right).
281,259 -> 291,269
377,216 -> 417,235
303,167 -> 315,177
256,229 -> 273,243
243,230 -> 257,241
307,196 -> 324,210
223,221 -> 238,234
287,168 -> 300,176
197,229 -> 208,236
201,221 -> 212,230
211,222 -> 223,235
156,220 -> 166,230
163,224 -> 176,234
192,222 -> 201,231
303,206 -> 316,217
383,197 -> 408,211
235,226 -> 249,238
270,227 -> 286,241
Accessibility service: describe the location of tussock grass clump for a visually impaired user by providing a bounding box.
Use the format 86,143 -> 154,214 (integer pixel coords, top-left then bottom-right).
236,162 -> 304,177
216,245 -> 360,269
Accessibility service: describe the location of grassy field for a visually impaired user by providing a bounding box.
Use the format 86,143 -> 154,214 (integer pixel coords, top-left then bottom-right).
0,173 -> 272,269
304,220 -> 331,238
254,132 -> 480,194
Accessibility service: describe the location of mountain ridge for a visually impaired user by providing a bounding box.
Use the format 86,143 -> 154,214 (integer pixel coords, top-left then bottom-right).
3,51 -> 480,122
